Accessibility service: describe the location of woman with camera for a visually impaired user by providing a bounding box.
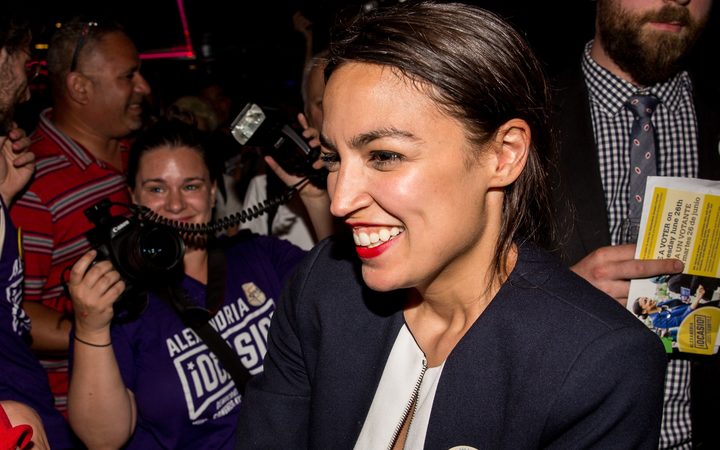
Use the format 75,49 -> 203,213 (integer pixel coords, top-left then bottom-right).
64,120 -> 329,449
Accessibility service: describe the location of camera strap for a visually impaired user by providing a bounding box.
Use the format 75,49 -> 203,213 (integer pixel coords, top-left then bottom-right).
162,245 -> 252,393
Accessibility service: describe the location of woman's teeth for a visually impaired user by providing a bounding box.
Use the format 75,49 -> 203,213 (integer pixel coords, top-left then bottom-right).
353,227 -> 403,248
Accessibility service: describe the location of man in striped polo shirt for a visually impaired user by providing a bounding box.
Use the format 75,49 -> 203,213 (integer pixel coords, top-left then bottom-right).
10,18 -> 151,416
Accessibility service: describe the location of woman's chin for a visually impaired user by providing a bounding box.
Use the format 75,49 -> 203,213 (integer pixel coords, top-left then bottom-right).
361,267 -> 408,293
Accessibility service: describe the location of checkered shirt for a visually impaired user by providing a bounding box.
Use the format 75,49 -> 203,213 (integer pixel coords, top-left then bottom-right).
581,42 -> 698,245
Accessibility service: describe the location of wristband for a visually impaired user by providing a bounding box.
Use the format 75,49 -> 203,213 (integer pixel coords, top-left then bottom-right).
74,335 -> 112,348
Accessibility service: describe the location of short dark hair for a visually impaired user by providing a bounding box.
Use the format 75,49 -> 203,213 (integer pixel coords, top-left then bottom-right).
127,120 -> 218,191
632,298 -> 648,318
46,17 -> 124,86
326,1 -> 557,282
0,14 -> 31,55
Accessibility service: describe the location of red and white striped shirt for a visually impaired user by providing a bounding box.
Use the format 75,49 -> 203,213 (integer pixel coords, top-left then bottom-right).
10,108 -> 132,413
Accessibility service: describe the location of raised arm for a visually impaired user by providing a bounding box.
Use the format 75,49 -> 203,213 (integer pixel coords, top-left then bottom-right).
0,124 -> 34,205
263,114 -> 334,243
66,250 -> 136,449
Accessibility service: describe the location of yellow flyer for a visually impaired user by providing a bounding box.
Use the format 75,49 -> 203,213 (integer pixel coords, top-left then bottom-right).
628,177 -> 720,356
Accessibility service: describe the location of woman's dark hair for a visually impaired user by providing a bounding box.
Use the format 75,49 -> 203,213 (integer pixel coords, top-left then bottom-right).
327,1 -> 557,283
127,119 -> 217,190
632,298 -> 649,318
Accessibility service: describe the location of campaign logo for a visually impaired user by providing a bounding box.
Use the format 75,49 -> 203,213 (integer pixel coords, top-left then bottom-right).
5,257 -> 29,334
169,297 -> 275,422
243,282 -> 266,307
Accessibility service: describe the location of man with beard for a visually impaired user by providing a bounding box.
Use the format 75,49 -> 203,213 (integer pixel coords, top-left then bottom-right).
550,0 -> 718,448
9,18 -> 151,418
0,13 -> 78,448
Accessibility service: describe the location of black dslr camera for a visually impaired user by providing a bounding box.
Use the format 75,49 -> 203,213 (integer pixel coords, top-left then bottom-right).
230,103 -> 326,187
84,199 -> 185,293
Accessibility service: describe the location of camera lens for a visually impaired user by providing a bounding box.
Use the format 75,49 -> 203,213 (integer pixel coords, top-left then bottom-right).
113,224 -> 185,283
138,226 -> 184,271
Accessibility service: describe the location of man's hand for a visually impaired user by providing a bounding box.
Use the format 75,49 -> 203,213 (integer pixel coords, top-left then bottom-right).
571,244 -> 684,306
0,124 -> 34,204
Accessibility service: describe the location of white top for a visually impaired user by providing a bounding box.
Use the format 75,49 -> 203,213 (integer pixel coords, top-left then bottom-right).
354,325 -> 445,450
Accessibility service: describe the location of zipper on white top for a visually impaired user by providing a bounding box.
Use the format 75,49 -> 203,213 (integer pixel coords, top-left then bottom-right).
387,358 -> 428,450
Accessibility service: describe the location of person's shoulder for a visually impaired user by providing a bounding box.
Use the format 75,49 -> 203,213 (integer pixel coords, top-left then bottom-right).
13,153 -> 78,208
511,243 -> 642,331
28,126 -> 63,158
221,230 -> 305,255
274,234 -> 358,293
220,231 -> 308,280
287,234 -> 374,300
278,234 -> 404,323
301,233 -> 357,271
25,132 -> 73,183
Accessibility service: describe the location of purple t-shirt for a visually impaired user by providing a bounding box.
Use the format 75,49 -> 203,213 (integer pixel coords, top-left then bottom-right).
111,234 -> 305,449
0,200 -> 75,449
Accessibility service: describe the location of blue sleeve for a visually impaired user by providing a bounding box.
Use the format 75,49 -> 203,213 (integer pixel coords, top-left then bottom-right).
651,305 -> 691,329
541,325 -> 667,449
235,240 -> 318,449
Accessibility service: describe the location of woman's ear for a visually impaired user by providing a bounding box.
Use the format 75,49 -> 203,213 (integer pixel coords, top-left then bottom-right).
489,118 -> 530,188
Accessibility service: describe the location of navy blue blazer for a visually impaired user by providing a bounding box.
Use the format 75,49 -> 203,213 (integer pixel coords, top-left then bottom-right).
236,238 -> 666,449
550,66 -> 720,449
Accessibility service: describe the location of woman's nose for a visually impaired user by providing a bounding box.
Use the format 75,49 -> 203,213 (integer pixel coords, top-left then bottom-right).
328,164 -> 371,218
164,189 -> 186,213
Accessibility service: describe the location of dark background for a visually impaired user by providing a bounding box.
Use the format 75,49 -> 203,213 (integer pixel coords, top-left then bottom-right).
9,0 -> 717,126
12,1 -> 595,110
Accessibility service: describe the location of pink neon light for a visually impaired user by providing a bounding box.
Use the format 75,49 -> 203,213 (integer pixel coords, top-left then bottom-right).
138,0 -> 196,61
139,50 -> 195,60
176,0 -> 194,51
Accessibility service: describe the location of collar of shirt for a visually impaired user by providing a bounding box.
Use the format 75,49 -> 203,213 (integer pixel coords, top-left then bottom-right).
36,108 -> 129,171
581,40 -> 693,117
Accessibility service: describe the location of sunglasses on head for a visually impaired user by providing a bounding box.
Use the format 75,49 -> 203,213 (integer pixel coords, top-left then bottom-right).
69,21 -> 99,72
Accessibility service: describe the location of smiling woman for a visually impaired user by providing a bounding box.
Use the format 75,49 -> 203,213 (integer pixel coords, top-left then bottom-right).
64,120 -> 320,450
235,2 -> 668,449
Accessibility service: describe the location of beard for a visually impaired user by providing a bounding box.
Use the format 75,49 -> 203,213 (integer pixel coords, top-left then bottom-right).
0,105 -> 14,134
0,67 -> 17,134
597,0 -> 708,86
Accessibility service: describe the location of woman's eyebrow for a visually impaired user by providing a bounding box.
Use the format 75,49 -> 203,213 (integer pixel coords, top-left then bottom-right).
141,178 -> 166,185
321,127 -> 419,151
140,176 -> 206,185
